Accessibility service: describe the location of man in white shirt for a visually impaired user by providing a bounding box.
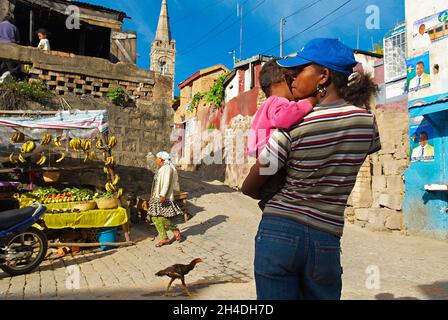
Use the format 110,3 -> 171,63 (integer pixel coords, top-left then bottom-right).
411,131 -> 435,162
413,24 -> 432,50
409,61 -> 431,92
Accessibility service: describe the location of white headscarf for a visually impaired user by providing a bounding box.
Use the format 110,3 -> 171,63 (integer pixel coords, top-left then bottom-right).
156,151 -> 176,171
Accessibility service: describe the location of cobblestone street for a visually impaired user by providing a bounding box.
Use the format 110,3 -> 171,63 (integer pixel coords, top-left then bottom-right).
1,172 -> 448,300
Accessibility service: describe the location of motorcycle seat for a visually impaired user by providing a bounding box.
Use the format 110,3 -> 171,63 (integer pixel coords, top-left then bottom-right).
0,207 -> 37,230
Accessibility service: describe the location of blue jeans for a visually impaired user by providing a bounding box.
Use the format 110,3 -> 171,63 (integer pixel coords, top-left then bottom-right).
254,215 -> 343,300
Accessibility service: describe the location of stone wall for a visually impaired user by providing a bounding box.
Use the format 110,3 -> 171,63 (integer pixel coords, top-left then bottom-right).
0,43 -> 174,196
346,105 -> 410,232
0,43 -> 165,102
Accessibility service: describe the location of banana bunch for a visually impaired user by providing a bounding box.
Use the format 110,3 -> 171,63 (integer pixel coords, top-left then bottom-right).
54,136 -> 63,148
105,182 -> 117,192
10,132 -> 25,143
36,153 -> 47,166
96,138 -> 105,150
105,156 -> 115,166
18,154 -> 27,164
21,141 -> 36,154
108,136 -> 118,149
81,139 -> 92,152
112,175 -> 120,186
89,151 -> 98,161
103,166 -> 109,175
69,138 -> 82,152
9,153 -> 17,165
40,134 -> 52,145
56,153 -> 65,163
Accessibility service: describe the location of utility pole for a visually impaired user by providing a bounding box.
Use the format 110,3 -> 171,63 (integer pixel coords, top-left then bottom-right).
357,24 -> 360,49
280,17 -> 285,57
229,50 -> 236,67
238,3 -> 243,60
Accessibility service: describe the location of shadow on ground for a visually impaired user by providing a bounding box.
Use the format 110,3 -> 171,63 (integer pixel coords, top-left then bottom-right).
182,215 -> 229,238
0,250 -> 116,279
375,281 -> 448,300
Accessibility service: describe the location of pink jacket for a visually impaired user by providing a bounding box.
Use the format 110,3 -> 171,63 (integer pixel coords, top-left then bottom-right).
247,96 -> 313,157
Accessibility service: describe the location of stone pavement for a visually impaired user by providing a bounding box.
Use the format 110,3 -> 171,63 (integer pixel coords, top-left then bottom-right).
1,172 -> 448,300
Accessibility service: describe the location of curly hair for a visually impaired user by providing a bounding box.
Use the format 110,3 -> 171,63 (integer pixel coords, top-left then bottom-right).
315,65 -> 379,108
259,58 -> 296,97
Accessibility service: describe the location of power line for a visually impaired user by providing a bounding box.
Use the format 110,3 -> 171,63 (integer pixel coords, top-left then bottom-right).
171,0 -> 227,27
262,0 -> 354,55
237,0 -> 324,54
177,0 -> 252,57
186,0 -> 325,62
182,0 -> 267,57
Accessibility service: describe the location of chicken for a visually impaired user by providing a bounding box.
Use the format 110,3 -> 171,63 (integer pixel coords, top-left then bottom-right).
155,258 -> 203,297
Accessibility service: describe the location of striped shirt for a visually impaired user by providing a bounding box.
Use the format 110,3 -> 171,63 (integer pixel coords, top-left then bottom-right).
259,100 -> 381,237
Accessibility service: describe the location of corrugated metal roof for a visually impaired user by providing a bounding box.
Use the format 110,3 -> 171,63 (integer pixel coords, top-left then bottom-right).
61,0 -> 128,17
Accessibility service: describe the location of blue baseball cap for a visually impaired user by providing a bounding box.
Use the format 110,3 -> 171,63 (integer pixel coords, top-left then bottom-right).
277,38 -> 358,74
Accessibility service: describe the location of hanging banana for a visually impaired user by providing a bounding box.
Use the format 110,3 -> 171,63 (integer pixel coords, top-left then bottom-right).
96,138 -> 105,149
10,132 -> 25,143
9,153 -> 17,164
112,175 -> 120,186
54,136 -> 63,148
18,154 -> 26,163
105,182 -> 117,192
21,141 -> 36,154
108,136 -> 118,149
56,153 -> 65,163
36,153 -> 47,166
40,134 -> 52,145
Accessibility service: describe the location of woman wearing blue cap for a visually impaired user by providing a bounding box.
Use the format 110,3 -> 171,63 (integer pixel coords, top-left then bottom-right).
243,38 -> 381,300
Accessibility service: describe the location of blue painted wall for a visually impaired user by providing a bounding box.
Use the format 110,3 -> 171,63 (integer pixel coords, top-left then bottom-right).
403,106 -> 448,240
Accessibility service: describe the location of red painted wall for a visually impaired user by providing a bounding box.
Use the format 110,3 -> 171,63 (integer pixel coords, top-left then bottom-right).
223,87 -> 260,126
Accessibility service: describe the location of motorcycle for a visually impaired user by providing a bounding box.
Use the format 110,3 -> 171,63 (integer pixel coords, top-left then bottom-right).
0,203 -> 48,276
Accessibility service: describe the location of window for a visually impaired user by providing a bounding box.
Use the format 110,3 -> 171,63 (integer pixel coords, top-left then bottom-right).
160,61 -> 167,75
384,25 -> 407,83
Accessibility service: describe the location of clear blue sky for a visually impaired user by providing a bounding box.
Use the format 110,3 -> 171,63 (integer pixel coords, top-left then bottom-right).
87,0 -> 405,96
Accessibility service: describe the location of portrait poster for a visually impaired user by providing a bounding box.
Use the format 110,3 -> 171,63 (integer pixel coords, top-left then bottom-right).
410,116 -> 435,163
406,52 -> 431,93
412,9 -> 448,51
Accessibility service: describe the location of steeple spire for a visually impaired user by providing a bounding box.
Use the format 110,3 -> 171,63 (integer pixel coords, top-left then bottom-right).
151,0 -> 176,81
154,0 -> 171,42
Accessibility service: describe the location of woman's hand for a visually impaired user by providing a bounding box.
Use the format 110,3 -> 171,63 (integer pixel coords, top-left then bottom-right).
242,160 -> 272,200
160,196 -> 166,204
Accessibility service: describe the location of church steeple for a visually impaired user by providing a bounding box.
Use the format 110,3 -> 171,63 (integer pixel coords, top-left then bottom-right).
154,0 -> 171,42
150,0 -> 176,79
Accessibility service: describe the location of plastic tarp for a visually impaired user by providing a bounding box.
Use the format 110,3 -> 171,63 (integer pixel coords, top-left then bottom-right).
18,199 -> 128,229
0,110 -> 108,148
42,207 -> 128,229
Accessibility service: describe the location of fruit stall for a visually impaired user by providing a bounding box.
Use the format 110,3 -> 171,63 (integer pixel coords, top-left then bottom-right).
0,109 -> 132,251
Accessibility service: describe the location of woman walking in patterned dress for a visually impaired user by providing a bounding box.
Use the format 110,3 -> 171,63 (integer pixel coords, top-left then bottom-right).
148,151 -> 184,247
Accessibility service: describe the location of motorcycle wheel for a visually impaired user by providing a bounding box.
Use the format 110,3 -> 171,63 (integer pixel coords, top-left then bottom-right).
0,228 -> 48,276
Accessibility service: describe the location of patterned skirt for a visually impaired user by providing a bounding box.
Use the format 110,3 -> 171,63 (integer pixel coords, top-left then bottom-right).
147,198 -> 183,218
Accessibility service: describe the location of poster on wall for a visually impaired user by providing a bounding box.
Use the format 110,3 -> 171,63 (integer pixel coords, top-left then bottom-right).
410,116 -> 435,163
412,9 -> 448,52
406,52 -> 431,93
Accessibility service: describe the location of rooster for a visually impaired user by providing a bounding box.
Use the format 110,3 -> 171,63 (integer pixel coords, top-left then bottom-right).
155,258 -> 203,297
